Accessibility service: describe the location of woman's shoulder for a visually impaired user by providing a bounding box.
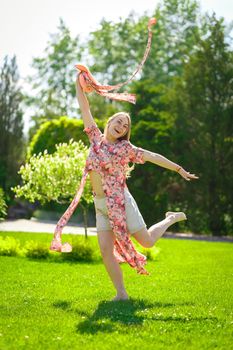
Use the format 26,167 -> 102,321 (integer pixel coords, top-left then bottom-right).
119,139 -> 131,146
119,140 -> 134,149
117,140 -> 135,156
83,123 -> 101,133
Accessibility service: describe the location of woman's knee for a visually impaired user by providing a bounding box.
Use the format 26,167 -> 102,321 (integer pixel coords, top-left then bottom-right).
141,239 -> 154,249
147,242 -> 154,248
97,231 -> 115,258
99,244 -> 114,259
132,228 -> 154,248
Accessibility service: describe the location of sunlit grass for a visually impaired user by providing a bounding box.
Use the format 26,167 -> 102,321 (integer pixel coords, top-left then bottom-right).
0,231 -> 232,350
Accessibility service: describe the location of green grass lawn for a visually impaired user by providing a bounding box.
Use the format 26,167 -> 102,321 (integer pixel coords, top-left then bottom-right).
0,231 -> 232,350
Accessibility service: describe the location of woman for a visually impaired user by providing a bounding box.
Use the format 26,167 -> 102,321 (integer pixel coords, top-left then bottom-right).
51,74 -> 198,301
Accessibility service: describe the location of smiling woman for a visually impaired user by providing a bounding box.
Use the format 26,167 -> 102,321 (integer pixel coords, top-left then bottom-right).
104,112 -> 131,142
49,72 -> 198,301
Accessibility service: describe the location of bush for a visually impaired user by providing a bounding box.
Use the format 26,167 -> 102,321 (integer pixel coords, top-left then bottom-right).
141,246 -> 160,261
27,116 -> 105,159
0,188 -> 7,220
61,238 -> 96,262
13,139 -> 92,205
25,240 -> 49,259
0,236 -> 20,256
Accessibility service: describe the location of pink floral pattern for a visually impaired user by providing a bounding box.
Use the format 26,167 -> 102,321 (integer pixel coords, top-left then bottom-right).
51,124 -> 149,275
75,18 -> 156,104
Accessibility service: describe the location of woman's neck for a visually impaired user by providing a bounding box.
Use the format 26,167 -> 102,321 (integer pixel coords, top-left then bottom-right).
104,134 -> 118,144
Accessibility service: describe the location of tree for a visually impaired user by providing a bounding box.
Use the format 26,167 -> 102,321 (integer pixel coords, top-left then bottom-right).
0,187 -> 7,220
27,116 -> 88,159
0,55 -> 24,198
26,0 -> 202,136
87,0 -> 201,85
127,81 -> 178,226
13,140 -> 92,237
27,116 -> 105,159
26,19 -> 84,138
142,0 -> 201,82
84,0 -> 204,230
168,15 -> 233,235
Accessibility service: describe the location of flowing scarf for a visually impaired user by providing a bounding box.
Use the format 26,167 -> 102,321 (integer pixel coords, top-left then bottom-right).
75,18 -> 156,104
50,18 -> 157,272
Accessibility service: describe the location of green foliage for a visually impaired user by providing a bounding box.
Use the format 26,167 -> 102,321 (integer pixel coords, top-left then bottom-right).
28,116 -> 88,158
13,139 -> 92,205
61,237 -> 96,262
27,116 -> 105,158
167,15 -> 233,235
24,240 -> 49,259
0,233 -> 99,262
86,93 -> 120,122
127,13 -> 233,235
27,19 -> 83,128
140,246 -> 160,261
88,0 -> 200,85
0,236 -> 20,256
88,13 -> 149,84
127,80 -> 177,226
0,188 -> 7,220
147,0 -> 200,81
0,56 -> 25,196
20,1 -> 232,237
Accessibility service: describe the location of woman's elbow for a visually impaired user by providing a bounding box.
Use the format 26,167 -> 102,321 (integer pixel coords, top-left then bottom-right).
142,151 -> 152,163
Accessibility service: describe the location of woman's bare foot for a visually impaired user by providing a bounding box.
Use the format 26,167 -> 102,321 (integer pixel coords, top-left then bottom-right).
165,211 -> 187,223
111,293 -> 129,301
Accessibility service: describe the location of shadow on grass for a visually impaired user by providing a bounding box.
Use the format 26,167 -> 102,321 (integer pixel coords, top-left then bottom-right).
53,298 -> 218,334
24,255 -> 102,266
76,299 -> 153,334
75,299 -> 200,334
53,300 -> 73,310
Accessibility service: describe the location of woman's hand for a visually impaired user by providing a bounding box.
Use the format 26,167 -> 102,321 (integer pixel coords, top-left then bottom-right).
178,167 -> 199,181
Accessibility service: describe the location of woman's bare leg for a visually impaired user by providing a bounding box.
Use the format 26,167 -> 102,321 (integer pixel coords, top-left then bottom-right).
97,230 -> 129,301
133,212 -> 187,248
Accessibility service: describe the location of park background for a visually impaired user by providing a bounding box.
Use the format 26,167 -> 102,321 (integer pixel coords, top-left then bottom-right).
0,1 -> 233,349
0,0 -> 232,236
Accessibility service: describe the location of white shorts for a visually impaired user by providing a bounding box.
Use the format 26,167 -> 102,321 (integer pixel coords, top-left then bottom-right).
93,188 -> 147,234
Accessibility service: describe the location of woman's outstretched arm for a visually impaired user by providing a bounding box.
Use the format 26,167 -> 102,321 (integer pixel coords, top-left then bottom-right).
75,74 -> 96,129
143,150 -> 199,181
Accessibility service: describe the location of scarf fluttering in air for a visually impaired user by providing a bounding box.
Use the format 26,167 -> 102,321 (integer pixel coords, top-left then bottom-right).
75,18 -> 156,104
50,18 -> 157,274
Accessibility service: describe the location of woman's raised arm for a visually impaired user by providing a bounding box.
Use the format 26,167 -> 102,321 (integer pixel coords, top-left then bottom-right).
75,74 -> 96,129
143,149 -> 199,181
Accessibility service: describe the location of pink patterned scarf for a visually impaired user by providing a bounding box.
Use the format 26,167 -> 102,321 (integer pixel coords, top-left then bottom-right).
75,18 -> 156,104
50,18 -> 157,273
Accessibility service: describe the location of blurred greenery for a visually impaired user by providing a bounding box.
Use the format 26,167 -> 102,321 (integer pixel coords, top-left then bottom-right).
1,0 -> 232,235
0,188 -> 7,220
0,56 -> 25,204
27,116 -> 105,159
13,140 -> 92,236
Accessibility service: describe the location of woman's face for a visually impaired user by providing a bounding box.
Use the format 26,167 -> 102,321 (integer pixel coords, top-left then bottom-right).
107,115 -> 129,140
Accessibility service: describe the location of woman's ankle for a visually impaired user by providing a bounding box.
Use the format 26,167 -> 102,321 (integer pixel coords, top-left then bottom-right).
113,292 -> 129,301
166,212 -> 187,224
116,288 -> 128,297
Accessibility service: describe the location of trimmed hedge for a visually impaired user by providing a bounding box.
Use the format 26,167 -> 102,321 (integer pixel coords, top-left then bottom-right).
0,235 -> 159,262
27,116 -> 105,158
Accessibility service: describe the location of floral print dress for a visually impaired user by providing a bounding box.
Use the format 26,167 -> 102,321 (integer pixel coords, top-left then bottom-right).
51,124 -> 149,275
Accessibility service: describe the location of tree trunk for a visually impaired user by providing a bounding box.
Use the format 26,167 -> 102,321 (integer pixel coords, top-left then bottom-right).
83,206 -> 88,239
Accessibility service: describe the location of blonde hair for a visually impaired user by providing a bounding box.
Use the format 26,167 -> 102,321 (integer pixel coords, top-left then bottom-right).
104,112 -> 134,177
104,112 -> 131,141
